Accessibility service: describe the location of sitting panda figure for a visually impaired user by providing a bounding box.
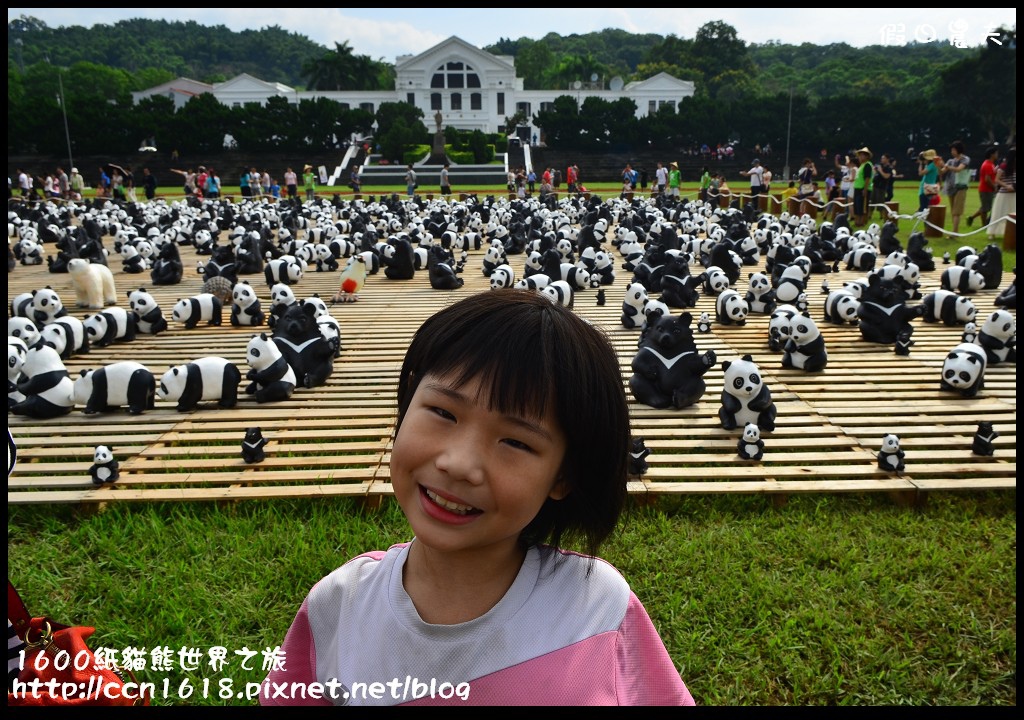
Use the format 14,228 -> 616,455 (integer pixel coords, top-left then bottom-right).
128,288 -> 168,335
876,434 -> 905,473
940,342 -> 988,397
620,282 -> 648,329
9,344 -> 75,419
241,426 -> 268,464
971,421 -> 999,456
782,313 -> 828,372
272,301 -> 337,388
30,287 -> 68,326
8,337 -> 28,408
767,304 -> 800,352
628,437 -> 651,477
974,309 -> 1016,365
267,283 -> 297,330
715,289 -> 749,326
696,311 -> 713,334
960,321 -> 979,345
719,355 -> 777,432
737,423 -> 765,461
88,445 -> 120,485
231,281 -> 266,327
245,332 -> 297,403
744,272 -> 777,315
629,311 -> 717,410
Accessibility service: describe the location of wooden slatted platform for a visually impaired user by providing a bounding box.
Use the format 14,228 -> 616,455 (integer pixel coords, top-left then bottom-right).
8,205 -> 1016,505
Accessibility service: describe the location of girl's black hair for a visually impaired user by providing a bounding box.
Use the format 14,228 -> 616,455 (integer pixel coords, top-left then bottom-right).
396,289 -> 629,557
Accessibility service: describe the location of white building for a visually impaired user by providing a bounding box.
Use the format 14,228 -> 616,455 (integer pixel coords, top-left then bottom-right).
132,36 -> 695,136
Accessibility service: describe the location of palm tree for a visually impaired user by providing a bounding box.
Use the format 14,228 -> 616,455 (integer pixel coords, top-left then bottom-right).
301,41 -> 358,91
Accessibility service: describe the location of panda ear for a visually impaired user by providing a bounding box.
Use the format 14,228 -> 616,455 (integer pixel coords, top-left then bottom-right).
742,354 -> 754,362
722,360 -> 732,371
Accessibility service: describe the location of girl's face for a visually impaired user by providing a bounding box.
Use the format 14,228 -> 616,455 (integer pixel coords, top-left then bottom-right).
391,372 -> 567,561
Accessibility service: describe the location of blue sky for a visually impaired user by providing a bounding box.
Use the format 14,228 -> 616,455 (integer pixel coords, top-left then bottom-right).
8,8 -> 1017,61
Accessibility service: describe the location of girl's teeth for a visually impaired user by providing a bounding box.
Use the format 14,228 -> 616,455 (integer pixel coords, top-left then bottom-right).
426,489 -> 476,515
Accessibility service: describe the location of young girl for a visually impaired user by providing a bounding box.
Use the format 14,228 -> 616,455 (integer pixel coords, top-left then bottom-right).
261,290 -> 694,706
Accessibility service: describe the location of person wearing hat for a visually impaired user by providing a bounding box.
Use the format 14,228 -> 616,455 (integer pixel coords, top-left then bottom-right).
69,167 -> 84,201
303,164 -> 316,202
668,161 -> 681,199
739,158 -> 765,207
917,149 -> 943,213
852,147 -> 874,226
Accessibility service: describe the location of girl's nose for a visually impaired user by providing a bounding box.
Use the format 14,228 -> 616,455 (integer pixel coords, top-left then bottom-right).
434,432 -> 486,485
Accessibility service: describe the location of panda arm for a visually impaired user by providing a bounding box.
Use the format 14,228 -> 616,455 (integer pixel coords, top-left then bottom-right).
749,386 -> 775,413
178,365 -> 203,411
19,369 -> 68,396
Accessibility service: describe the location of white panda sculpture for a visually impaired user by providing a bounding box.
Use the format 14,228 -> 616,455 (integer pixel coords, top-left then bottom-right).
8,318 -> 42,348
823,290 -> 860,325
620,282 -> 648,329
84,307 -> 137,347
921,290 -> 977,327
29,287 -> 67,326
940,342 -> 988,397
974,309 -> 1016,365
72,361 -> 156,415
489,264 -> 516,290
737,423 -> 765,461
245,333 -> 297,403
541,280 -> 574,308
172,293 -> 224,329
941,266 -> 985,294
782,313 -> 828,372
9,343 -> 75,419
158,357 -> 242,412
88,445 -> 120,485
719,355 -> 777,432
40,315 -> 90,359
715,289 -> 749,326
127,288 -> 168,335
8,336 -> 28,408
231,281 -> 266,327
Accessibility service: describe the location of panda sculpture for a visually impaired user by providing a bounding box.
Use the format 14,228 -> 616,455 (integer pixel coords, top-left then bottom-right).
541,280 -> 574,308
768,305 -> 799,353
971,421 -> 999,456
629,311 -> 717,410
877,434 -> 905,473
744,272 -> 777,315
715,289 -> 749,326
245,332 -> 297,403
941,266 -> 985,294
621,282 -> 648,329
974,309 -> 1016,365
8,318 -> 42,348
172,293 -> 223,329
382,237 -> 417,281
921,290 -> 977,326
150,242 -> 184,285
782,313 -> 828,372
157,357 -> 242,412
128,288 -> 168,335
628,437 -> 651,477
84,307 -> 137,347
88,445 -> 120,485
264,256 -> 304,287
426,245 -> 465,290
737,423 -> 765,461
29,287 -> 67,326
696,311 -> 712,334
72,361 -> 155,415
272,301 -> 337,388
489,264 -> 516,290
267,283 -> 297,329
940,342 -> 988,398
231,281 -> 266,327
8,337 -> 28,408
823,290 -> 860,325
719,355 -> 777,432
40,315 -> 90,359
9,343 -> 75,419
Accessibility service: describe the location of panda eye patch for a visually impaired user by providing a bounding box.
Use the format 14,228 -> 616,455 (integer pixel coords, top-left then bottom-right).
250,349 -> 261,358
749,374 -> 759,383
733,378 -> 744,389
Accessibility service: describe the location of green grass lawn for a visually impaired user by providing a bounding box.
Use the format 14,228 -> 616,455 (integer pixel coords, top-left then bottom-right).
7,492 -> 1016,706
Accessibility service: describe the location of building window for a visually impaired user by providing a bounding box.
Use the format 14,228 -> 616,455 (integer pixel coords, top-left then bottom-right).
360,102 -> 374,113
431,62 -> 479,90
340,103 -> 350,111
431,73 -> 444,89
407,92 -> 415,105
470,93 -> 482,111
451,93 -> 462,111
497,92 -> 505,116
659,100 -> 676,112
431,93 -> 442,111
516,101 -> 531,117
540,102 -> 555,113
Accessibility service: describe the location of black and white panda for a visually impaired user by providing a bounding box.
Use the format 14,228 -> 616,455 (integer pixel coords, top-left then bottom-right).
696,311 -> 712,334
30,287 -> 67,325
823,290 -> 860,325
702,266 -> 731,295
715,289 -> 749,326
127,288 -> 168,335
84,307 -> 137,347
514,274 -> 550,292
489,264 -> 516,290
718,354 -> 777,432
72,361 -> 156,415
620,282 -> 648,329
8,336 -> 28,408
316,313 -> 343,358
974,309 -> 1016,364
877,434 -> 905,473
921,290 -> 977,326
231,281 -> 266,327
782,313 -> 828,372
264,256 -> 304,287
10,291 -> 35,319
940,342 -> 988,397
8,318 -> 42,348
767,304 -> 799,352
121,243 -> 148,274
744,272 -> 776,314
172,293 -> 223,329
88,445 -> 119,485
844,244 -> 877,272
245,332 -> 297,403
40,315 -> 90,359
157,357 -> 242,412
267,283 -> 297,330
737,423 -> 765,461
941,266 -> 985,294
773,263 -> 808,305
9,343 -> 75,419
541,280 -> 574,308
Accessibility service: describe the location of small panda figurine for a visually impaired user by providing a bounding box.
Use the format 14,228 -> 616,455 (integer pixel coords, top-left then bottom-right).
72,361 -> 156,415
877,434 -> 905,473
241,427 -> 268,464
83,307 -> 137,348
941,266 -> 985,294
245,332 -> 297,403
128,288 -> 168,335
231,281 -> 266,327
88,445 -> 120,485
767,304 -> 799,352
940,342 -> 988,397
971,421 -> 999,456
921,290 -> 977,326
29,287 -> 67,326
782,313 -> 828,372
974,309 -> 1016,365
628,437 -> 651,477
960,321 -> 979,345
745,272 -> 777,315
9,344 -> 75,419
596,289 -> 606,306
894,327 -> 915,356
715,289 -> 749,326
737,423 -> 764,461
696,311 -> 712,334
719,355 -> 777,432
823,290 -> 860,325
620,282 -> 648,329
157,357 -> 242,412
172,293 -> 224,329
489,264 -> 516,290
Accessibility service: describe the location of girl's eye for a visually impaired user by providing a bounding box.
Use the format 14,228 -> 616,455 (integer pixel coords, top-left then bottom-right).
429,406 -> 455,421
501,438 -> 534,453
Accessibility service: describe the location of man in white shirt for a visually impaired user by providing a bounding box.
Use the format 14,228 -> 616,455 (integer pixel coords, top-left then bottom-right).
739,159 -> 765,206
655,162 -> 668,194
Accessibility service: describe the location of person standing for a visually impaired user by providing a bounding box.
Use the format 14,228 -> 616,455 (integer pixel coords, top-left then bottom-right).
668,161 -> 681,199
968,146 -> 1000,227
566,163 -> 577,193
872,154 -> 894,219
17,168 -> 31,198
350,167 -> 362,195
656,162 -> 668,195
284,167 -> 298,200
69,167 -> 84,201
942,141 -> 971,234
987,146 -> 1016,240
55,167 -> 69,200
404,164 -> 417,198
304,164 -> 317,202
526,168 -> 536,194
205,167 -> 221,200
123,165 -> 137,203
240,167 -> 252,198
851,147 -> 874,227
698,166 -> 711,203
917,150 -> 943,213
739,158 -> 765,207
439,163 -> 451,198
142,167 -> 157,202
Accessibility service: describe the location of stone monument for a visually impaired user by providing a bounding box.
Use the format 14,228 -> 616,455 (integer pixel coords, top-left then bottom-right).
428,111 -> 448,164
